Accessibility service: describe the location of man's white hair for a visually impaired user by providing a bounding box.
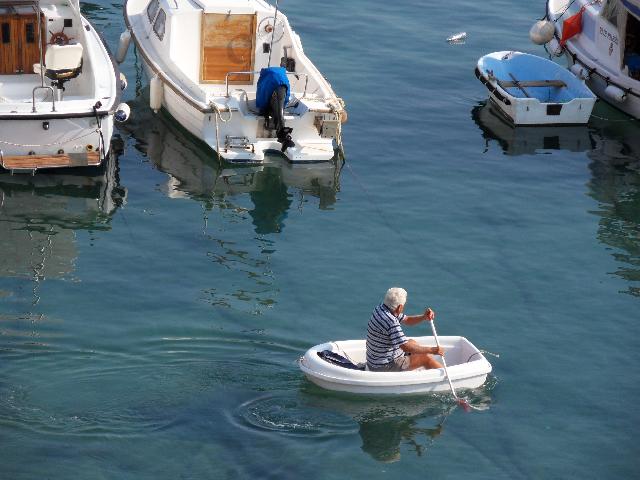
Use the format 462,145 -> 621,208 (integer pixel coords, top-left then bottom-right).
383,287 -> 407,310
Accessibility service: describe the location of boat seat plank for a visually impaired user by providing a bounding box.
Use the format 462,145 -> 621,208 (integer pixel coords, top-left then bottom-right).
498,79 -> 567,88
2,152 -> 100,170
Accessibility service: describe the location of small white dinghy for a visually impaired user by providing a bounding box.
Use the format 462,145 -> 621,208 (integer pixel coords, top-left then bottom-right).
475,51 -> 596,125
298,336 -> 492,395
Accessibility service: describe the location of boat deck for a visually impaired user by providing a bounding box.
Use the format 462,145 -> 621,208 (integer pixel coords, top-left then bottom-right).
0,75 -> 50,103
0,74 -> 90,106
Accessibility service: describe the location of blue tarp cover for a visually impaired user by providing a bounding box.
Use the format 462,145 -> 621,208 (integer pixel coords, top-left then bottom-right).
256,67 -> 290,111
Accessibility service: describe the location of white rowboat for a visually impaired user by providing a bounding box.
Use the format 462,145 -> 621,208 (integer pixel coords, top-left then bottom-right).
298,336 -> 492,395
476,51 -> 596,125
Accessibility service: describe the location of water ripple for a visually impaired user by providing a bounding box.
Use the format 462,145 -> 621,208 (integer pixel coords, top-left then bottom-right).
0,384 -> 178,438
231,393 -> 357,437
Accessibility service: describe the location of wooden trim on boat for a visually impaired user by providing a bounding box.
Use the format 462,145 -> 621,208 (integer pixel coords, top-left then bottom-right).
200,13 -> 256,85
498,80 -> 566,88
123,1 -> 217,115
1,152 -> 100,170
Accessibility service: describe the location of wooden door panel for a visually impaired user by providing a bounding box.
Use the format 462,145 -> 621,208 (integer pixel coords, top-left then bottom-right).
201,13 -> 256,83
0,16 -> 17,74
0,13 -> 44,74
18,14 -> 44,74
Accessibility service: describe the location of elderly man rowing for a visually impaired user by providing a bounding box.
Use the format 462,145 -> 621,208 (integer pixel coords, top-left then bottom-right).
366,287 -> 444,372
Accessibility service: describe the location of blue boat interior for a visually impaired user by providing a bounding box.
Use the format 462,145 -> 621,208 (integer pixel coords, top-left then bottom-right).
481,53 -> 594,103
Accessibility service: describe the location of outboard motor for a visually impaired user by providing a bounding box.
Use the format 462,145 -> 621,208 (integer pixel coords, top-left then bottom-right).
256,67 -> 294,152
270,85 -> 295,152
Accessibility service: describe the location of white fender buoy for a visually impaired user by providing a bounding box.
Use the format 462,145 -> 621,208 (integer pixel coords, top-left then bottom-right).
604,84 -> 627,103
119,72 -> 128,91
149,74 -> 163,113
569,63 -> 590,80
530,20 -> 555,45
116,30 -> 131,64
546,37 -> 563,57
114,102 -> 130,123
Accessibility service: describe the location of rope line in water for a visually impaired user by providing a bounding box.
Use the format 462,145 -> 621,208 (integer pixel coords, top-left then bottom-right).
590,113 -> 638,122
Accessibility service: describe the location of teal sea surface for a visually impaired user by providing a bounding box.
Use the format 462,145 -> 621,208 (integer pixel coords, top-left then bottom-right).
1,0 -> 639,478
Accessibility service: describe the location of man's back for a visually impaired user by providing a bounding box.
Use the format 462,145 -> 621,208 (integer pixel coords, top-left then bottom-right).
366,303 -> 407,368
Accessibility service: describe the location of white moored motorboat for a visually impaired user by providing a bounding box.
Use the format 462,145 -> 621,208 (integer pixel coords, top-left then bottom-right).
0,0 -> 126,173
298,336 -> 492,395
476,51 -> 596,125
534,0 -> 640,119
121,0 -> 347,163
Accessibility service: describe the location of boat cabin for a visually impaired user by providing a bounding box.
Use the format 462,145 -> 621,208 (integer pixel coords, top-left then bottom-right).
141,0 -> 330,98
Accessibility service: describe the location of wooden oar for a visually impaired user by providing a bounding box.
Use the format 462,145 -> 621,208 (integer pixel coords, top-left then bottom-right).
429,320 -> 471,412
507,73 -> 531,98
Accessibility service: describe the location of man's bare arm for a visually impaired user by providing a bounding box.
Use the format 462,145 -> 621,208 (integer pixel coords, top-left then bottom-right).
402,308 -> 435,326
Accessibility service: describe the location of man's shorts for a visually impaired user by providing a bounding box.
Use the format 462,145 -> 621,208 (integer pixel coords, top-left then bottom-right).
369,355 -> 410,372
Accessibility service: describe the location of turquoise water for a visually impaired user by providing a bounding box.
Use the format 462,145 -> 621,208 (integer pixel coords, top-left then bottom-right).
1,0 -> 639,478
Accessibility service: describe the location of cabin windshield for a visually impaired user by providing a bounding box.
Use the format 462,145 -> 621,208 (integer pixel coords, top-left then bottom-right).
624,9 -> 640,79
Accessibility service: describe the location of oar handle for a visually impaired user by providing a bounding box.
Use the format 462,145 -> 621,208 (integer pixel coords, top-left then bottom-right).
429,320 -> 459,401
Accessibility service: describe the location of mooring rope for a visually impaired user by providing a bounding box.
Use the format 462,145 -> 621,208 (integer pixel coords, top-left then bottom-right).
590,112 -> 638,122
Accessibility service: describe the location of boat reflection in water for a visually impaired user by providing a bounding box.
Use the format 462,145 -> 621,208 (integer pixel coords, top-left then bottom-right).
586,119 -> 640,297
472,100 -> 640,296
471,100 -> 594,155
300,382 -> 492,463
124,102 -> 343,235
121,103 -> 342,312
0,151 -> 126,342
0,152 -> 127,283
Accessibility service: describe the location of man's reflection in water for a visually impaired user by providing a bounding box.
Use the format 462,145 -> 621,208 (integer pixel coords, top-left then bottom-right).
359,414 -> 446,463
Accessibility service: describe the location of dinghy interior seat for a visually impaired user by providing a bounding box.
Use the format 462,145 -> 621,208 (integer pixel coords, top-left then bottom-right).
33,43 -> 83,88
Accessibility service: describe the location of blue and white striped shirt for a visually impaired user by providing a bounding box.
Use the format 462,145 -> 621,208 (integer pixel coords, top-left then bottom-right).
366,303 -> 408,368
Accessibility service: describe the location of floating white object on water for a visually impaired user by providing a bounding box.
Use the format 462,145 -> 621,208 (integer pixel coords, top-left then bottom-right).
447,32 -> 467,44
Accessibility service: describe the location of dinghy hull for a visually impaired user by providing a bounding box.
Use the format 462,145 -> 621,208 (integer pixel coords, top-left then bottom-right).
299,336 -> 492,395
476,51 -> 596,125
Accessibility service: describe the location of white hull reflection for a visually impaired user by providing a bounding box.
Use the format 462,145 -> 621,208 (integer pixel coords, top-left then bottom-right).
472,101 -> 593,155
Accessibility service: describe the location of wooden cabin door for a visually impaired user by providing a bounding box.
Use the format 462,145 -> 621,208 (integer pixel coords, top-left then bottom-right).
0,12 -> 44,74
201,13 -> 256,84
17,13 -> 43,74
0,15 -> 18,74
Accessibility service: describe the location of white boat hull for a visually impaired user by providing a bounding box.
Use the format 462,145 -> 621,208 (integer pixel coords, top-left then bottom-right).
0,2 -> 120,172
546,0 -> 640,119
0,115 -> 113,162
127,0 -> 345,164
299,336 -> 492,395
139,55 -> 337,164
